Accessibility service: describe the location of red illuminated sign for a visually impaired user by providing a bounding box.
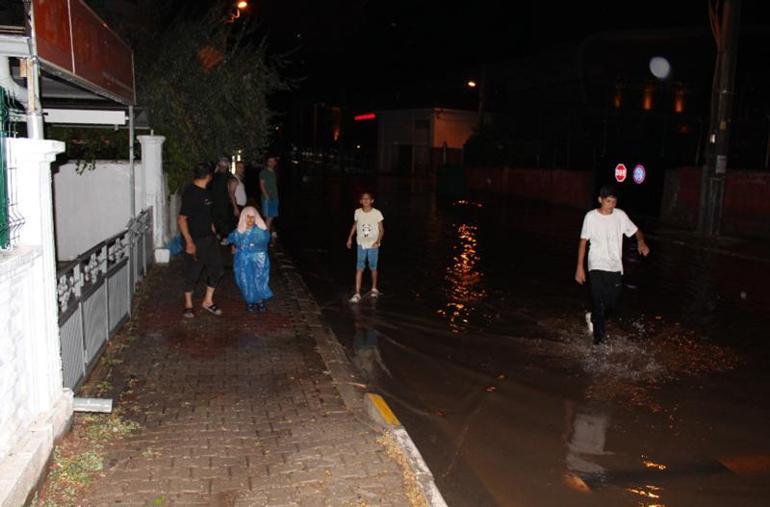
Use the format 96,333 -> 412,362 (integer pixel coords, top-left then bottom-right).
614,163 -> 627,183
32,0 -> 135,105
354,113 -> 377,121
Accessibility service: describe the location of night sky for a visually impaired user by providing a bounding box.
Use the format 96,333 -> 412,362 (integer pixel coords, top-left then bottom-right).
166,0 -> 769,110
254,1 -> 737,105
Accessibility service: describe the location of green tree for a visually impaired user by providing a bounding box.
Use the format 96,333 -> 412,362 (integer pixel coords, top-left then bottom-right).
137,6 -> 290,191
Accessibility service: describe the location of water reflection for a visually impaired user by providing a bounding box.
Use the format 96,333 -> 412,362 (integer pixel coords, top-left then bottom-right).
351,304 -> 390,383
439,220 -> 486,332
564,401 -> 611,490
642,460 -> 667,471
564,401 -> 670,505
454,199 -> 484,209
626,485 -> 666,507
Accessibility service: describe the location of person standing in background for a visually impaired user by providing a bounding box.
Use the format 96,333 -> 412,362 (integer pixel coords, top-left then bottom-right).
229,161 -> 248,217
210,156 -> 235,243
259,154 -> 280,240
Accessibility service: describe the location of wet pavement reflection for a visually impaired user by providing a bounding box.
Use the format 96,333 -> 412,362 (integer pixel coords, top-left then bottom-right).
280,172 -> 770,506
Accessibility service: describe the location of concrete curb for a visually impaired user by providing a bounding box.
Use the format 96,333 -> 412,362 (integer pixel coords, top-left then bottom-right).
274,249 -> 448,507
365,394 -> 449,507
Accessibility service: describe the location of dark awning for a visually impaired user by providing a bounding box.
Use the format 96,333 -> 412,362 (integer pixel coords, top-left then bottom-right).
1,1 -> 141,129
1,0 -> 135,107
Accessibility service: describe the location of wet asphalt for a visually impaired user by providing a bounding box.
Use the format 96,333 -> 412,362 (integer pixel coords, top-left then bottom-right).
278,170 -> 770,506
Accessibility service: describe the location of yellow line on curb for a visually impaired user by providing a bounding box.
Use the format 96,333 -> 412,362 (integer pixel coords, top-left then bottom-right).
367,393 -> 402,427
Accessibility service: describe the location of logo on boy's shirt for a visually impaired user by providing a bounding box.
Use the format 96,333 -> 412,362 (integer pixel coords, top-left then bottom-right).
362,224 -> 372,237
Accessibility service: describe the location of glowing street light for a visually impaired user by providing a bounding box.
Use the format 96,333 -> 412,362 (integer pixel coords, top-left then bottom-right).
227,0 -> 249,22
466,80 -> 477,88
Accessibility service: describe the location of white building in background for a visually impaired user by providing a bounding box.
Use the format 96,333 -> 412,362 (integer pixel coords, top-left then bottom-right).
375,108 -> 481,175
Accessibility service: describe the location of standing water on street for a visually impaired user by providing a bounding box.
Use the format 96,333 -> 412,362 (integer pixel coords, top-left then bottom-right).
281,170 -> 770,507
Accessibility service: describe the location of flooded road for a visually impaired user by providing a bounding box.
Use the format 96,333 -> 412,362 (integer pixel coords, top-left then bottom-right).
279,172 -> 770,506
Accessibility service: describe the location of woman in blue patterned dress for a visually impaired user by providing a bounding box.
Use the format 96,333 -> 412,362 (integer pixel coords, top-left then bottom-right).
227,206 -> 273,312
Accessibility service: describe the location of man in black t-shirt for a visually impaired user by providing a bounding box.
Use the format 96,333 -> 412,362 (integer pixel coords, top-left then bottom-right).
178,163 -> 224,317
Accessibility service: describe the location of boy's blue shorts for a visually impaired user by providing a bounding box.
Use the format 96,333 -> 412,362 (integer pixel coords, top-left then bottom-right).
261,197 -> 279,218
356,245 -> 379,270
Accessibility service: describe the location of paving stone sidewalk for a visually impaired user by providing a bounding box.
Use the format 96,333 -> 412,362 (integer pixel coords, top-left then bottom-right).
75,247 -> 413,506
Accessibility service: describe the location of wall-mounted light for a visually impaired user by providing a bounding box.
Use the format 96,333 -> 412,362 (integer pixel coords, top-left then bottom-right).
643,87 -> 654,111
674,89 -> 685,113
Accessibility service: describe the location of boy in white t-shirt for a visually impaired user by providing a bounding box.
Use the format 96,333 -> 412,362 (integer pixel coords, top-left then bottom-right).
346,191 -> 384,303
575,184 -> 650,344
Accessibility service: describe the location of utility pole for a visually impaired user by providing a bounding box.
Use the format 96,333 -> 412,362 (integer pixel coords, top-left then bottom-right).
698,0 -> 742,236
477,66 -> 487,130
312,102 -> 319,153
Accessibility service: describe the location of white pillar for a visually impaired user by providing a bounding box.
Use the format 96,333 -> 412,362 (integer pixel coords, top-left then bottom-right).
4,138 -> 66,411
137,135 -> 169,261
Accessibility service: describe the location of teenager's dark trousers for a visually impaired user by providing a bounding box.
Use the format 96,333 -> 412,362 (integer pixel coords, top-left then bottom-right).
183,235 -> 224,292
588,270 -> 622,341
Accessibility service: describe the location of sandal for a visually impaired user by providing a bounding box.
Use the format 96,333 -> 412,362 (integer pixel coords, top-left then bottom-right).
202,303 -> 223,316
183,307 -> 195,319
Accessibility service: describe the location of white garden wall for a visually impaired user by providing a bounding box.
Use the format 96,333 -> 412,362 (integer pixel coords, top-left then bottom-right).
54,135 -> 169,262
0,138 -> 73,506
53,161 -> 133,261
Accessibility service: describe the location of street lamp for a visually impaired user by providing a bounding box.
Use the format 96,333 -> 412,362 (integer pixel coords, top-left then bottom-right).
227,0 -> 249,22
466,77 -> 485,128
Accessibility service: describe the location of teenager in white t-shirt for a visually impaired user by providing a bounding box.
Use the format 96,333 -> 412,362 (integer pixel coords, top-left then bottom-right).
346,191 -> 384,303
575,184 -> 650,344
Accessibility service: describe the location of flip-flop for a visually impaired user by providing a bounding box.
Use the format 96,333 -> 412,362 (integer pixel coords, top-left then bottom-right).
183,307 -> 195,319
202,303 -> 222,316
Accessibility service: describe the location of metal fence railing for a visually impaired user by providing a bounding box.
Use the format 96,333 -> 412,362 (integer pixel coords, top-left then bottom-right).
57,207 -> 153,389
0,86 -> 24,250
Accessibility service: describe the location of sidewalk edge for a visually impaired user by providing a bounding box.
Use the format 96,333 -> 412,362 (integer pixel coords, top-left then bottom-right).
366,394 -> 449,507
276,250 -> 448,507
